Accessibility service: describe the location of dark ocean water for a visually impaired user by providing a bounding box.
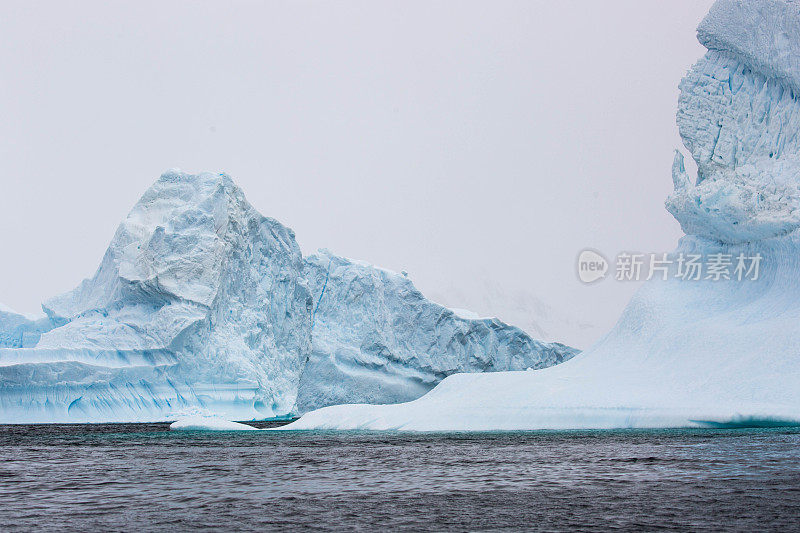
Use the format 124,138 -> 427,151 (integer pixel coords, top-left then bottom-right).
0,423 -> 798,532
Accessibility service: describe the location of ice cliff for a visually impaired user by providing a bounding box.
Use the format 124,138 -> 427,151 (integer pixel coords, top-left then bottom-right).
667,0 -> 800,243
297,251 -> 575,412
0,172 -> 575,423
282,0 -> 800,431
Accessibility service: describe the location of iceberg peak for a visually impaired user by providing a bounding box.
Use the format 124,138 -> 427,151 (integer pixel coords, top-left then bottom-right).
698,0 -> 800,94
1,170 -> 314,422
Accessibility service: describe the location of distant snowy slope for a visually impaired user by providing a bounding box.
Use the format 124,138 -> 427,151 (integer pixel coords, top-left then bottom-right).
283,0 -> 800,431
426,281 -> 600,349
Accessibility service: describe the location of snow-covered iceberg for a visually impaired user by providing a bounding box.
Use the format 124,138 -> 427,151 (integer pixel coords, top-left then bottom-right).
282,0 -> 800,431
0,172 -> 575,423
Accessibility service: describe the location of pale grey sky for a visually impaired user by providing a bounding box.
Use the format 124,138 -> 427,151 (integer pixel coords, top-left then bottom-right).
0,1 -> 714,348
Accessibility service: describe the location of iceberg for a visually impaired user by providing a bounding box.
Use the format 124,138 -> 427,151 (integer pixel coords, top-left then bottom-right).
297,250 -> 576,412
0,171 -> 313,423
282,0 -> 800,431
0,172 -> 575,423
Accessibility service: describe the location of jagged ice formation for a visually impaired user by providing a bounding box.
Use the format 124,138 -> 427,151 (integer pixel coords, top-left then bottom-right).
1,171 -> 313,422
0,172 -> 575,423
668,0 -> 800,243
297,251 -> 576,412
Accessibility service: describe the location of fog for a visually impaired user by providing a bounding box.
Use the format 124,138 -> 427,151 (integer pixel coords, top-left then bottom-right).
0,1 -> 714,347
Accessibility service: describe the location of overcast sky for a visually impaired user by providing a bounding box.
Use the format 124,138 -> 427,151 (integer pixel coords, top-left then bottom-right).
0,1 -> 715,347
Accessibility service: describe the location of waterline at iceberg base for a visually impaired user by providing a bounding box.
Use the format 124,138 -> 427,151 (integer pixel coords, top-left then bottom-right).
277,0 -> 800,432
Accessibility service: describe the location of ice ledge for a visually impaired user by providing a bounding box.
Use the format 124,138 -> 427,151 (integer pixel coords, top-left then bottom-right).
699,0 -> 800,94
170,416 -> 259,431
